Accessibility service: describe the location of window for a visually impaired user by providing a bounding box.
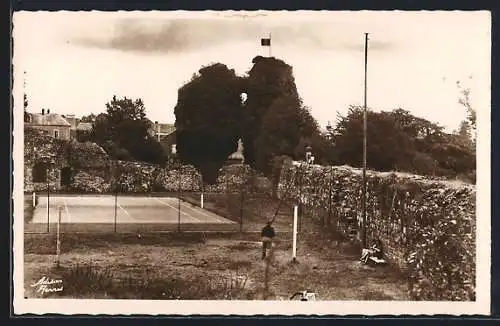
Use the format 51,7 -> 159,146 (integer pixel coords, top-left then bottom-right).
54,129 -> 59,138
32,163 -> 48,183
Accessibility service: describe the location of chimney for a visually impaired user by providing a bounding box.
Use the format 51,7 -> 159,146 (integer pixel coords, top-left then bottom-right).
47,109 -> 50,114
41,109 -> 45,115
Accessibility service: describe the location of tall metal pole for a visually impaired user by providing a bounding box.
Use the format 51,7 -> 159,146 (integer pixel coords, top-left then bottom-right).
362,33 -> 369,249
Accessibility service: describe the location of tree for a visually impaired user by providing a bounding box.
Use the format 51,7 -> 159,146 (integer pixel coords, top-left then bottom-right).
253,95 -> 304,173
243,56 -> 301,169
457,79 -> 476,143
242,56 -> 327,174
174,63 -> 244,183
90,96 -> 167,166
333,107 -> 476,179
80,113 -> 97,123
454,119 -> 473,149
334,106 -> 415,172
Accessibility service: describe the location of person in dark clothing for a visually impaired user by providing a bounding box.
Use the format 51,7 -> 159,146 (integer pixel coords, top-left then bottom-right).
261,221 -> 276,260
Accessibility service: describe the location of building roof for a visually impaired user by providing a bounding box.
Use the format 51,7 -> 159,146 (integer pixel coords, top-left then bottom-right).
62,114 -> 79,129
76,122 -> 93,131
155,123 -> 176,136
27,113 -> 71,127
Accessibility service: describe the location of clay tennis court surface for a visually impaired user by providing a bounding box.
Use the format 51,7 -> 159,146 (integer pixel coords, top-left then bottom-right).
25,195 -> 238,233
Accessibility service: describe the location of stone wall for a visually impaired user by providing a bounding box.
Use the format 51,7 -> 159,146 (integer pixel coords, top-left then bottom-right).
30,125 -> 71,141
24,127 -> 269,195
277,161 -> 476,301
24,127 -> 69,192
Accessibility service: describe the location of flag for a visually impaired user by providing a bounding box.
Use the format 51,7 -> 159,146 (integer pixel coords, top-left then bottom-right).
261,38 -> 271,46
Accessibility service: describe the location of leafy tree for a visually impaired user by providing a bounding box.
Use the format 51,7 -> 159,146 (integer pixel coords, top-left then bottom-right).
454,119 -> 473,150
294,133 -> 337,166
243,56 -> 301,168
457,81 -> 476,132
334,106 -> 415,171
90,96 -> 166,166
253,95 -> 304,173
80,113 -> 97,123
174,63 -> 244,183
242,56 -> 328,173
333,106 -> 475,180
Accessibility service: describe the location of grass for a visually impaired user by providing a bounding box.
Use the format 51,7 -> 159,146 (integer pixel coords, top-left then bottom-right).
24,225 -> 409,300
32,261 -> 253,300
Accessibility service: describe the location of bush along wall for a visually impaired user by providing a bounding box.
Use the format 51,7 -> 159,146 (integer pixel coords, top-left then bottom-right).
24,127 -> 268,194
277,162 -> 476,301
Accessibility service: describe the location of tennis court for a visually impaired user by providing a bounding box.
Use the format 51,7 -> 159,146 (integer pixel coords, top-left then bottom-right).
25,194 -> 238,233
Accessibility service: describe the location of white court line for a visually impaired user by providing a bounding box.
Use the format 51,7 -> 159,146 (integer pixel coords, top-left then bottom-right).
179,201 -> 232,223
117,203 -> 131,216
152,197 -> 201,223
64,198 -> 72,223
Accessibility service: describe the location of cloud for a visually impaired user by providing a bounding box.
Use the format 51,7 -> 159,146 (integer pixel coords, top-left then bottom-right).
73,18 -> 263,54
72,18 -> 396,54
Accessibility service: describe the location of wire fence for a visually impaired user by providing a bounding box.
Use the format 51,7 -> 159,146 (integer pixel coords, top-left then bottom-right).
23,162 -> 344,236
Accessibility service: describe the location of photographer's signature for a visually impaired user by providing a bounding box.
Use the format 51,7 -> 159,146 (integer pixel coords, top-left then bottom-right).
31,276 -> 63,295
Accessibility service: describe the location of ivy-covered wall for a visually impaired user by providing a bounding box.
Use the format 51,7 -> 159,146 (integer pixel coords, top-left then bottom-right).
24,127 -> 264,194
277,162 -> 476,301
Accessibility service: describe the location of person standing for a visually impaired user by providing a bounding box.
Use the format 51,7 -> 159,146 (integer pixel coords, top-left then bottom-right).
261,221 -> 275,260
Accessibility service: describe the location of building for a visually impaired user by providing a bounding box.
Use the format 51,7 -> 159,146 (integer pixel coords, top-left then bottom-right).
151,121 -> 177,156
325,121 -> 334,140
25,109 -> 72,140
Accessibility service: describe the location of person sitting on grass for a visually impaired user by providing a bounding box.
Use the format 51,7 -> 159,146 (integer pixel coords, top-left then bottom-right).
261,221 -> 276,260
360,239 -> 383,264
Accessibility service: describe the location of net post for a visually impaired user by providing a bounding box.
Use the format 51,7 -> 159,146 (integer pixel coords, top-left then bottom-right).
292,204 -> 298,262
32,192 -> 36,207
56,205 -> 62,267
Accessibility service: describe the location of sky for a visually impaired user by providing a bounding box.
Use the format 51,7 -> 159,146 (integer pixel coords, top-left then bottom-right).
13,10 -> 491,132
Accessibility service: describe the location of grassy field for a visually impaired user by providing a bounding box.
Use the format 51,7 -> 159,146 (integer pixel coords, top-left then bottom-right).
24,224 -> 409,300
181,192 -> 296,233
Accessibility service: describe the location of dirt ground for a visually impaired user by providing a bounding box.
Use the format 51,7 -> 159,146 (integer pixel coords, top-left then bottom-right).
24,224 -> 409,300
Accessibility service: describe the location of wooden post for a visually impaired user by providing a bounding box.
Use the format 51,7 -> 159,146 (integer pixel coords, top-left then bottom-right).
114,187 -> 118,233
47,167 -> 50,233
263,257 -> 270,300
178,165 -> 181,232
200,193 -> 204,209
239,188 -> 244,233
32,192 -> 36,207
56,206 -> 62,267
292,205 -> 298,261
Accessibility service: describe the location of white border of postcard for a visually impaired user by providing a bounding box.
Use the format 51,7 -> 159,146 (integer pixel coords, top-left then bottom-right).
12,10 -> 491,315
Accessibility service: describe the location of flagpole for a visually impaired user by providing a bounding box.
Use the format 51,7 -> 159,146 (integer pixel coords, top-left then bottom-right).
362,33 -> 369,249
